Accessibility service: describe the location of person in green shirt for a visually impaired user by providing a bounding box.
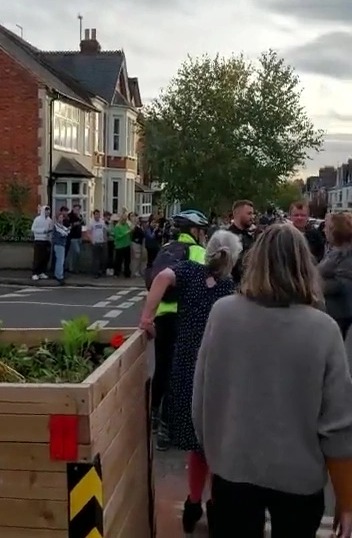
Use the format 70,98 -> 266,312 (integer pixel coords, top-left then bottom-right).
114,214 -> 132,277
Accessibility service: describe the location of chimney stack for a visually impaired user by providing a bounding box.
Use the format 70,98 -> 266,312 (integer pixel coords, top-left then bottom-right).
80,28 -> 101,54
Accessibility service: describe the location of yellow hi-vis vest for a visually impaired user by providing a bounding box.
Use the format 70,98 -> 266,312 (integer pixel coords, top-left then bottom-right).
156,233 -> 206,317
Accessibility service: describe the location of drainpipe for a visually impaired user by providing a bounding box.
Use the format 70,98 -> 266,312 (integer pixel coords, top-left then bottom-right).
47,92 -> 59,211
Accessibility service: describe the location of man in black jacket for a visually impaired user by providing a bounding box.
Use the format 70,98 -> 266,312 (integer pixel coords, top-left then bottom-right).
289,201 -> 325,262
229,200 -> 255,285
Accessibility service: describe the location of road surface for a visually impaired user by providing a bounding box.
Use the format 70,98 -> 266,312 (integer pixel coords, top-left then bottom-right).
0,284 -> 143,328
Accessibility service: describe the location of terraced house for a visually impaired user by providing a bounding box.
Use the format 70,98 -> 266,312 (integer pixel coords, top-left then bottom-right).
0,24 -> 148,219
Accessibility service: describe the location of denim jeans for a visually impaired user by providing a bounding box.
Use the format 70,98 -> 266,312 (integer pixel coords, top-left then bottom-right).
54,244 -> 65,281
68,238 -> 82,272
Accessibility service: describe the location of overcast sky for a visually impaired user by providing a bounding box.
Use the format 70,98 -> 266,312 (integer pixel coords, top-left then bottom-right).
3,0 -> 352,178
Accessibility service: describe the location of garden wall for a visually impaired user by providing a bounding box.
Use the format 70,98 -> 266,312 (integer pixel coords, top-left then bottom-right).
0,328 -> 154,538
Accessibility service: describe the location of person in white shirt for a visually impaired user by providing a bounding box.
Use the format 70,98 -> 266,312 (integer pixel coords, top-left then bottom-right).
88,210 -> 107,278
31,206 -> 53,281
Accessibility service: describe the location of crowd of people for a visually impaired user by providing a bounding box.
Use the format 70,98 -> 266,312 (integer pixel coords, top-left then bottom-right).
140,200 -> 352,537
30,205 -> 172,284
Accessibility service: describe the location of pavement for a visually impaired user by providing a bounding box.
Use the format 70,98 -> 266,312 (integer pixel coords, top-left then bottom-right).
0,282 -> 336,536
0,269 -> 143,288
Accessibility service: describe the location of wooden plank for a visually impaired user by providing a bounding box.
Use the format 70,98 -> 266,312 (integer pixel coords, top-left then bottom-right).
0,443 -> 91,471
0,384 -> 91,415
86,330 -> 145,407
0,528 -> 66,538
0,470 -> 67,500
115,491 -> 149,538
0,499 -> 67,529
90,354 -> 147,456
104,443 -> 149,536
0,414 -> 90,443
0,327 -> 133,347
102,395 -> 146,503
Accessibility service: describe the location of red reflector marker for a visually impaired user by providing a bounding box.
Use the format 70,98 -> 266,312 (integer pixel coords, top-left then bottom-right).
49,415 -> 79,461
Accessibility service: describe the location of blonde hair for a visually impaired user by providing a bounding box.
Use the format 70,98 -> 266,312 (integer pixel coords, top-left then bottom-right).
241,224 -> 323,306
205,230 -> 242,277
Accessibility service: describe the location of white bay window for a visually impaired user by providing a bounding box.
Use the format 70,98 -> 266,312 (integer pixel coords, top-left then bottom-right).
53,101 -> 79,152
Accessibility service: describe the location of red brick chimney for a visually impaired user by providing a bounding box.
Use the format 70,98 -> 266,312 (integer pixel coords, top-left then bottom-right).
80,28 -> 101,54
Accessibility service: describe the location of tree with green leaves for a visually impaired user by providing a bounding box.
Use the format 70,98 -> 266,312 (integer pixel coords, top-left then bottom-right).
142,51 -> 323,213
272,180 -> 303,212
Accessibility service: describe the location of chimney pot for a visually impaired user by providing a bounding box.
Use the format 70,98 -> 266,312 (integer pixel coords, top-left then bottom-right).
84,28 -> 90,40
91,28 -> 97,40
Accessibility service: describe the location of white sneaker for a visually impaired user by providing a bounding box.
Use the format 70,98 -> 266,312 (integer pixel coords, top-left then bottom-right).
32,274 -> 39,281
39,273 -> 49,280
134,272 -> 141,278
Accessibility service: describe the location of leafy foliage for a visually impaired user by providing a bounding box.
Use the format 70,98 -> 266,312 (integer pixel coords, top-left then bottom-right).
0,317 -> 110,383
272,180 -> 303,212
142,50 -> 323,212
0,212 -> 32,242
7,181 -> 31,213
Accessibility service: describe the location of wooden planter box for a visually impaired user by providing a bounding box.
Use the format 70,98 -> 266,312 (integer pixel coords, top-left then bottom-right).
0,328 -> 154,538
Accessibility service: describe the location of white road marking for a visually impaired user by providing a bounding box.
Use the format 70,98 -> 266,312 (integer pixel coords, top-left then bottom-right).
116,289 -> 130,295
118,302 -> 133,309
92,301 -> 110,308
19,287 -> 51,293
88,320 -> 109,329
106,295 -> 122,301
104,309 -> 122,318
0,293 -> 26,298
138,291 -> 147,296
0,301 -> 110,308
130,296 -> 144,303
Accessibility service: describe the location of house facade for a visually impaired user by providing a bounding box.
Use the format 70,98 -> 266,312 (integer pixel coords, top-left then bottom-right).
43,29 -> 151,216
328,160 -> 352,212
0,25 -> 149,218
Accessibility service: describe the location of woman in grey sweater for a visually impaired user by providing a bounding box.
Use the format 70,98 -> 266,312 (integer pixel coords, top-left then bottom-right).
193,223 -> 352,538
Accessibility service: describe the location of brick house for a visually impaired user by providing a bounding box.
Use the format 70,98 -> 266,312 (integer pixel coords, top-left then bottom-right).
0,25 -> 147,218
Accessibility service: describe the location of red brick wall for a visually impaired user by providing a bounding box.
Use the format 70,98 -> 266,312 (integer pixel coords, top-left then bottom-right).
0,49 -> 41,212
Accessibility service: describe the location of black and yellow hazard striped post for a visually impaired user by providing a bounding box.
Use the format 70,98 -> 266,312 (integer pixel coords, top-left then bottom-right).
67,454 -> 103,538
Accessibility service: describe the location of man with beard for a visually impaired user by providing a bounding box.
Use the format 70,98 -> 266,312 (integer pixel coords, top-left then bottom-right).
289,201 -> 325,262
229,200 -> 255,285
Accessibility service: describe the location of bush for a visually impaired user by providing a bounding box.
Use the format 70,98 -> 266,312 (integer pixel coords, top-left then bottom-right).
0,212 -> 32,242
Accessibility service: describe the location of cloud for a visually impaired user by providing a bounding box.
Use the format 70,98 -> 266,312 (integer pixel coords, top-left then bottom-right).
257,0 -> 352,23
286,32 -> 352,79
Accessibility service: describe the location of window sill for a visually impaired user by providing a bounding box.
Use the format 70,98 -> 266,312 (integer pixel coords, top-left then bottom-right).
53,146 -> 80,154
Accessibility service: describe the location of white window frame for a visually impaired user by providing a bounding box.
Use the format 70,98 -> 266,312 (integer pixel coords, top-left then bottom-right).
84,112 -> 92,155
112,117 -> 121,152
94,112 -> 103,153
53,101 -> 80,153
135,192 -> 152,217
127,117 -> 135,157
53,179 -> 89,221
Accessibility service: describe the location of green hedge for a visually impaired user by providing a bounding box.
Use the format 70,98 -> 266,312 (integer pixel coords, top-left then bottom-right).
0,212 -> 33,242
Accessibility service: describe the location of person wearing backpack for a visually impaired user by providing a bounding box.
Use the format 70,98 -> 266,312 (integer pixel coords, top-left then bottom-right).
145,210 -> 208,451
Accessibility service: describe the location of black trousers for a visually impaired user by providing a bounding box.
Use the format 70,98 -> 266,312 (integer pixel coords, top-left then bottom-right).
146,247 -> 159,269
114,247 -> 131,277
92,244 -> 106,276
107,241 -> 114,270
33,241 -> 50,275
152,313 -> 177,422
212,475 -> 324,538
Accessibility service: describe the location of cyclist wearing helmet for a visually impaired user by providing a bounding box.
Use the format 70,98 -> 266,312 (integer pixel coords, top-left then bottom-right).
144,209 -> 207,451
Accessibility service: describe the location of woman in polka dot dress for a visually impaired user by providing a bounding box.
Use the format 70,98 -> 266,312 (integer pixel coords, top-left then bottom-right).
140,230 -> 242,535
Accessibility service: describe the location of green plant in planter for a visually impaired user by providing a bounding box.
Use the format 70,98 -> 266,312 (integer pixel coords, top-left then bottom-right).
0,316 -> 106,383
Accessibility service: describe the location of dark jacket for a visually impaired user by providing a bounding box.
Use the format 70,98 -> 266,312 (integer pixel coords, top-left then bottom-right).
229,223 -> 255,285
304,226 -> 325,263
68,212 -> 84,239
318,247 -> 352,322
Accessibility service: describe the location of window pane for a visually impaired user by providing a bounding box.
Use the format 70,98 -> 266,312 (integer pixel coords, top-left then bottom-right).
82,182 -> 88,195
113,181 -> 119,197
72,182 -> 80,195
55,182 -> 67,195
114,118 -> 120,134
54,198 -> 68,214
66,123 -> 72,148
112,198 -> 118,214
72,125 -> 78,150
